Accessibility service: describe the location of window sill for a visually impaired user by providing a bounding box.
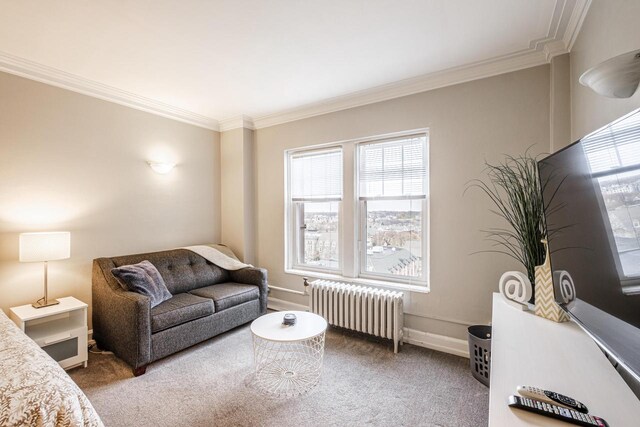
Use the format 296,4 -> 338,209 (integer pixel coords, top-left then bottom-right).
284,268 -> 430,294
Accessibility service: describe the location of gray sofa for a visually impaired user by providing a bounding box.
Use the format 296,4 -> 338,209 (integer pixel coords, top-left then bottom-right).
92,248 -> 267,376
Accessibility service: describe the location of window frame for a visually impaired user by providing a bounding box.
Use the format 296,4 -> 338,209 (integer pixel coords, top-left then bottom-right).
355,134 -> 429,286
284,129 -> 430,291
286,146 -> 344,275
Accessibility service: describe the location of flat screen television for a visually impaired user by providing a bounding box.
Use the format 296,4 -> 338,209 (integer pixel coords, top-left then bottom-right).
538,107 -> 640,386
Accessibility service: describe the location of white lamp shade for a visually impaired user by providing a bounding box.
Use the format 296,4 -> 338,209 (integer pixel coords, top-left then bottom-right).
19,232 -> 71,262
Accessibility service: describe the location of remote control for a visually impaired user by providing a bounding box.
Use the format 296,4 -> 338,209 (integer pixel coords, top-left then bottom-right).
508,395 -> 608,426
517,385 -> 589,413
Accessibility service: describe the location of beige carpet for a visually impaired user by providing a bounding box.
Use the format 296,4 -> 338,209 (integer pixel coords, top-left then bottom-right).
69,325 -> 488,427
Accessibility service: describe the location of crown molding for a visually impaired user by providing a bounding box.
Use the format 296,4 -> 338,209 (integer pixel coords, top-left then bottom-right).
530,0 -> 590,60
218,115 -> 255,132
0,50 -> 220,131
565,0 -> 592,51
249,0 -> 590,130
0,0 -> 590,133
251,49 -> 549,129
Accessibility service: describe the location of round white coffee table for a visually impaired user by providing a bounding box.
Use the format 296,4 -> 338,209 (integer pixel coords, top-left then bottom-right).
250,311 -> 327,398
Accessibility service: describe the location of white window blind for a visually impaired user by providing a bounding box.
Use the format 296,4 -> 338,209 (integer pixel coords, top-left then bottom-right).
359,135 -> 427,199
582,112 -> 640,174
290,148 -> 343,201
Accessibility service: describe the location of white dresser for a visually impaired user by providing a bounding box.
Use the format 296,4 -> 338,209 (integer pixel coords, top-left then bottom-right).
489,293 -> 640,426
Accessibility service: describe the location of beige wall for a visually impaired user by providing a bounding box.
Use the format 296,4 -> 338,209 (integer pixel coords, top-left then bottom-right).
550,54 -> 571,151
254,65 -> 551,340
570,0 -> 640,140
220,127 -> 255,263
243,128 -> 256,264
221,129 -> 245,259
0,71 -> 221,327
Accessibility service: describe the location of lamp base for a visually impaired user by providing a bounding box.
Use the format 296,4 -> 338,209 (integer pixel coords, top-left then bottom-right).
32,299 -> 60,309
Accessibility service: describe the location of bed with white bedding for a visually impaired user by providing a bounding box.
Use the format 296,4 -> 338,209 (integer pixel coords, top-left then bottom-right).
0,309 -> 103,427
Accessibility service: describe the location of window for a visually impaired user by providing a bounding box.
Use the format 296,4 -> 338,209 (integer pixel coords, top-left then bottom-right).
583,110 -> 640,285
288,148 -> 342,272
285,130 -> 429,289
358,136 -> 428,283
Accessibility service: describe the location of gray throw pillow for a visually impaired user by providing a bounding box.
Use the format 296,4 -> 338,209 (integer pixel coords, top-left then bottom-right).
111,260 -> 172,307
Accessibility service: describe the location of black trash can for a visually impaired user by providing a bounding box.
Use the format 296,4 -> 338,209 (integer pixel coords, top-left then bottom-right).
468,325 -> 492,387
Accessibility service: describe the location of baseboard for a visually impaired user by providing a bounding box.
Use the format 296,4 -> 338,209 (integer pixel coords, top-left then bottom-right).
403,328 -> 469,358
267,297 -> 469,358
88,329 -> 95,347
267,297 -> 308,312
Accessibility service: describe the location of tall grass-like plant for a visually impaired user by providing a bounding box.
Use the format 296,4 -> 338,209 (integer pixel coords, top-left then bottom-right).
468,153 -> 549,302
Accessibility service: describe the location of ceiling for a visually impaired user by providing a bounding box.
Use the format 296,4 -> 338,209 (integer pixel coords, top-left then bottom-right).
0,0 -> 590,130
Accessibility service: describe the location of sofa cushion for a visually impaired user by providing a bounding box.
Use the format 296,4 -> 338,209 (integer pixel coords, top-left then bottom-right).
150,293 -> 214,333
189,283 -> 260,311
111,260 -> 172,308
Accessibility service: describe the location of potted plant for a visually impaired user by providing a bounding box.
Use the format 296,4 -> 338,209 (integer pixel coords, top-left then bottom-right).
467,152 -> 551,304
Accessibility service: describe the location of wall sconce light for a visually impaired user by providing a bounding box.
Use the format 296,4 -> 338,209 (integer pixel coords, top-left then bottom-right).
147,161 -> 176,174
580,48 -> 640,98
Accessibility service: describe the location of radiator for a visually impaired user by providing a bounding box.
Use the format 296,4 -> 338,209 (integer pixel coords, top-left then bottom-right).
309,279 -> 404,353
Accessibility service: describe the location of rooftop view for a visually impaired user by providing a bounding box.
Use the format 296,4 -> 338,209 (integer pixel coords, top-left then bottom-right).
301,203 -> 423,279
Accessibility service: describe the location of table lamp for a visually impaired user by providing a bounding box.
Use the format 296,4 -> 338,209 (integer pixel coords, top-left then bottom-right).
19,231 -> 70,308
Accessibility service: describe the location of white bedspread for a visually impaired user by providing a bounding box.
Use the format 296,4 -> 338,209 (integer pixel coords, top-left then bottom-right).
0,310 -> 103,427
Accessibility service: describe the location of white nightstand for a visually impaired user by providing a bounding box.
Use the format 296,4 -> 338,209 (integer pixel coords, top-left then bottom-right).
9,296 -> 88,369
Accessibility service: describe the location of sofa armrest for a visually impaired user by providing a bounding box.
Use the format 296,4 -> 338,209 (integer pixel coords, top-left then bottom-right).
229,267 -> 268,314
92,259 -> 152,369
